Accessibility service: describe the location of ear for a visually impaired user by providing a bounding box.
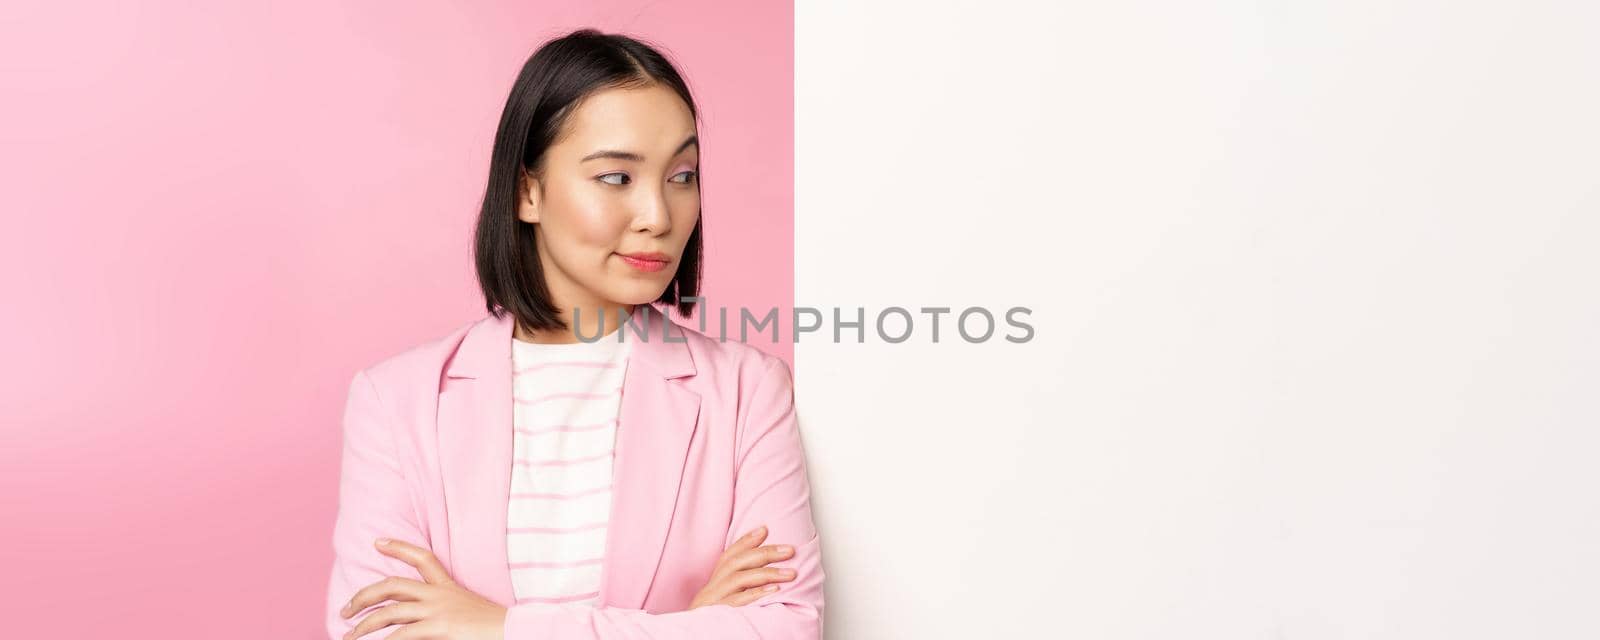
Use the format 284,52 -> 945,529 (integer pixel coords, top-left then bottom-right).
516,166 -> 542,224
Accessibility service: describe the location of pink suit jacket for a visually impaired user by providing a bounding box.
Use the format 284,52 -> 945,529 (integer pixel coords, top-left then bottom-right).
324,303 -> 825,639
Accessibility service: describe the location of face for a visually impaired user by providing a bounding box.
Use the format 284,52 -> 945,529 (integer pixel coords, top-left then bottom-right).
518,83 -> 700,318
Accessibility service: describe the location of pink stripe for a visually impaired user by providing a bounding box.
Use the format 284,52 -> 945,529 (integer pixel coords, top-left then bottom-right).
511,485 -> 613,500
514,451 -> 612,467
516,420 -> 616,436
514,389 -> 621,406
516,591 -> 600,604
509,557 -> 605,569
508,521 -> 609,534
514,361 -> 617,375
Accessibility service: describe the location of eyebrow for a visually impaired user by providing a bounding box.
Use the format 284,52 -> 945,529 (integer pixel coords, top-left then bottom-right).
580,134 -> 699,163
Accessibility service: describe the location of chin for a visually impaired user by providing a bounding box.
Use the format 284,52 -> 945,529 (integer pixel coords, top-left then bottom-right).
605,282 -> 671,306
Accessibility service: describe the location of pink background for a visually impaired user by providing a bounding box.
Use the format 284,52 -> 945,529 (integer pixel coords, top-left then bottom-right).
0,1 -> 792,637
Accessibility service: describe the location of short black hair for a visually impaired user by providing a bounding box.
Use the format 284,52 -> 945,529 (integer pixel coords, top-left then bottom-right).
473,28 -> 702,333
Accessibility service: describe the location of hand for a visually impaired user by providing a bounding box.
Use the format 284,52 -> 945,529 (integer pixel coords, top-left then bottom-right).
339,538 -> 508,640
688,525 -> 797,610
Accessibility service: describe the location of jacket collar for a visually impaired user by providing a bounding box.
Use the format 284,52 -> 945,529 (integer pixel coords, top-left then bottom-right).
445,303 -> 696,381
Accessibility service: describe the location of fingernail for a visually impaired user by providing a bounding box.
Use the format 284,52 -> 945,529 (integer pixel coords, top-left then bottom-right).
777,545 -> 793,555
376,538 -> 390,546
765,584 -> 779,592
780,569 -> 796,578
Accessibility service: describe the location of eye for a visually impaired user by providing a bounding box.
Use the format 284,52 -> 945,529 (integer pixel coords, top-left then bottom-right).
598,172 -> 630,186
669,170 -> 697,184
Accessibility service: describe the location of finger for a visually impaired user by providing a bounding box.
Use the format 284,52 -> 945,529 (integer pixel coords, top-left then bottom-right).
724,566 -> 798,592
718,526 -> 768,565
693,576 -> 738,605
375,538 -> 456,585
713,524 -> 768,579
697,552 -> 780,606
387,620 -> 439,640
700,524 -> 774,601
345,601 -> 425,640
721,583 -> 781,607
723,543 -> 795,573
341,576 -> 426,619
708,527 -> 770,584
699,565 -> 792,605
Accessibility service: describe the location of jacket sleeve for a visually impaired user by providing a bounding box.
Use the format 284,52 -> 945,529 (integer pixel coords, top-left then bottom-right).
324,369 -> 429,640
503,356 -> 826,639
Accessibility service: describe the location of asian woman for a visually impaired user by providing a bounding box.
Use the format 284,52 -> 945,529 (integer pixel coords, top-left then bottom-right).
324,28 -> 824,640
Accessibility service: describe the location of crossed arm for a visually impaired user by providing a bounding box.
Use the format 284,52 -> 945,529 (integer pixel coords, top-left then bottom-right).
325,357 -> 824,639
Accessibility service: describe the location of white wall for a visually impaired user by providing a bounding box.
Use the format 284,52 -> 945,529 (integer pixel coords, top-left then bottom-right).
796,2 -> 1600,638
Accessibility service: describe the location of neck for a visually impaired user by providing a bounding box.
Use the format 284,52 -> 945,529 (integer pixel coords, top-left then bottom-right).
515,302 -> 638,344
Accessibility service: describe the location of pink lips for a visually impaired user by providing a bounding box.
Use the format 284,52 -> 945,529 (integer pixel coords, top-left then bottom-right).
617,252 -> 671,272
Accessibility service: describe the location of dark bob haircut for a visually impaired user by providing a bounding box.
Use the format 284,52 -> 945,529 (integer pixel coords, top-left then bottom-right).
473,28 -> 702,334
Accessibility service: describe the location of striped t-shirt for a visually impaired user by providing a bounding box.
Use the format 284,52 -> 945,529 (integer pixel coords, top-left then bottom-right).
507,320 -> 633,607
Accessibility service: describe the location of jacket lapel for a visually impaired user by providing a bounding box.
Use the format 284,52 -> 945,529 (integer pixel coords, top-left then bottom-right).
437,310 -> 516,605
601,304 -> 700,608
435,304 -> 700,610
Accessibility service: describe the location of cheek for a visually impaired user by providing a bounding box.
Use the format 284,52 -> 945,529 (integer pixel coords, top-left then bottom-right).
547,186 -> 630,247
669,191 -> 701,235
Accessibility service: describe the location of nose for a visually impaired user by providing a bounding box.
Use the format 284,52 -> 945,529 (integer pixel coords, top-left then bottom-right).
632,184 -> 672,235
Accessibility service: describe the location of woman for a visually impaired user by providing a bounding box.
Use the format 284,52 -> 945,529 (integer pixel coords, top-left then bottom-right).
324,29 -> 824,640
